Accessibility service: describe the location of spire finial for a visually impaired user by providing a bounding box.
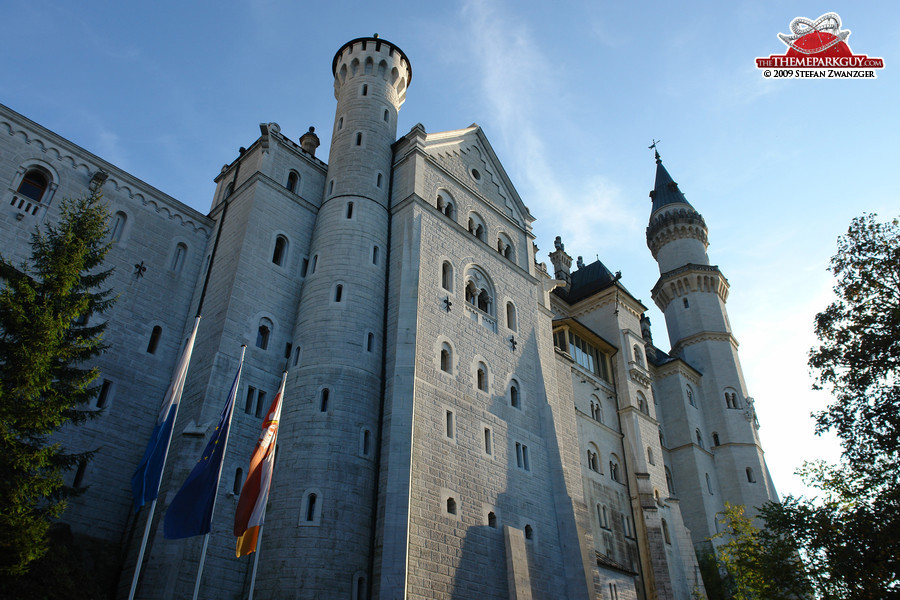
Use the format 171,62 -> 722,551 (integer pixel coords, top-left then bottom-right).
649,139 -> 662,163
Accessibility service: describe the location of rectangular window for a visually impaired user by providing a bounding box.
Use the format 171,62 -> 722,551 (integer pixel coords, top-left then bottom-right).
244,386 -> 257,415
255,390 -> 267,419
484,427 -> 492,456
522,444 -> 530,471
445,409 -> 455,440
515,442 -> 523,468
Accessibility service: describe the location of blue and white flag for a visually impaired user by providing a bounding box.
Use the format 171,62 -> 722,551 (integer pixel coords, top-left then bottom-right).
131,316 -> 200,512
163,351 -> 244,539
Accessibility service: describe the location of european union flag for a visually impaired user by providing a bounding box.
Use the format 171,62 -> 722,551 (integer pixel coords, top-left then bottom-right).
163,358 -> 243,539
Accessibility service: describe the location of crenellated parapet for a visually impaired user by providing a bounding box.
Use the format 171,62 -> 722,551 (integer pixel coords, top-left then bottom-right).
646,205 -> 708,259
332,35 -> 412,108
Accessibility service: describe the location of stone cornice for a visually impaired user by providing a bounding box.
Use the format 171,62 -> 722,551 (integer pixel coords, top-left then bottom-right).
670,331 -> 738,357
652,357 -> 702,385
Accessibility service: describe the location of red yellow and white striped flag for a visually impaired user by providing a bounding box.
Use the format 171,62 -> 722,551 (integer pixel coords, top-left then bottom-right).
234,372 -> 286,557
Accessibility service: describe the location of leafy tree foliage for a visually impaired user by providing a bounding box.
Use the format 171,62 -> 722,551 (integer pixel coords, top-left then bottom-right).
708,215 -> 900,599
712,502 -> 811,600
0,190 -> 114,576
809,213 -> 900,472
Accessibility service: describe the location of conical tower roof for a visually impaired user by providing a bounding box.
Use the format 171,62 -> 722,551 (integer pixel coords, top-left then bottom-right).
650,151 -> 693,214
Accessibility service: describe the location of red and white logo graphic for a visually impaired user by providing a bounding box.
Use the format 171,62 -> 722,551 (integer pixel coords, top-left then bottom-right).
756,13 -> 884,79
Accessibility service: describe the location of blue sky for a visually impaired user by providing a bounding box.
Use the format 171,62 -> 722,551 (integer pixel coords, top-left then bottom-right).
3,0 -> 897,499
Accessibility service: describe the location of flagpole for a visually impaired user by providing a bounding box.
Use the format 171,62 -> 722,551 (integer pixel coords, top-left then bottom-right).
192,345 -> 246,600
247,523 -> 264,600
128,315 -> 201,600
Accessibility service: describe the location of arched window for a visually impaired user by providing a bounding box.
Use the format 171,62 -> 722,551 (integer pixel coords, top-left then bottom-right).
17,169 -> 49,202
602,506 -> 609,529
346,202 -> 354,218
367,332 -> 374,352
506,302 -> 517,331
695,429 -> 704,449
633,344 -> 644,366
233,468 -> 243,495
476,362 -> 487,392
147,326 -> 162,354
464,266 -> 495,316
725,389 -> 741,409
320,388 -> 330,412
637,391 -> 649,415
287,171 -> 300,193
525,524 -> 533,540
441,261 -> 453,292
647,446 -> 655,465
256,318 -> 272,350
224,182 -> 234,200
294,346 -> 302,366
110,211 -> 127,242
713,432 -> 720,447
609,456 -> 621,483
334,284 -> 344,303
467,213 -> 486,241
272,235 -> 288,266
587,447 -> 600,472
665,467 -> 675,494
746,467 -> 756,483
440,342 -> 452,373
659,428 -> 665,448
446,497 -> 457,515
662,519 -> 671,545
510,380 -> 520,409
686,385 -> 696,407
354,574 -> 367,600
171,243 -> 187,272
310,254 -> 318,274
591,396 -> 603,423
355,132 -> 363,146
706,473 -> 713,494
487,511 -> 497,528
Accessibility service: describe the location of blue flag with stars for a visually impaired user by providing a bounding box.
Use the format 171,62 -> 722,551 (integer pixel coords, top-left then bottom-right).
163,358 -> 243,539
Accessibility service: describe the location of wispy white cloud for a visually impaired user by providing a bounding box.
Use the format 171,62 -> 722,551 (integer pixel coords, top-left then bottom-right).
459,0 -> 637,259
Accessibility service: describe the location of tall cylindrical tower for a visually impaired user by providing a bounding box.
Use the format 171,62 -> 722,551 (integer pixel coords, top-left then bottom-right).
646,151 -> 777,533
257,36 -> 411,598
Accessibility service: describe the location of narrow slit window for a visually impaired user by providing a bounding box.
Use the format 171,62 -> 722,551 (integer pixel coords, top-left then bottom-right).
346,202 -> 354,218
255,390 -> 267,419
97,380 -> 112,409
361,84 -> 368,96
73,460 -> 88,489
372,246 -> 379,265
445,409 -> 455,439
147,326 -> 162,354
355,132 -> 363,146
367,332 -> 374,352
484,427 -> 492,455
335,284 -> 343,303
245,386 -> 257,414
233,468 -> 243,495
306,494 -> 317,521
320,388 -> 330,412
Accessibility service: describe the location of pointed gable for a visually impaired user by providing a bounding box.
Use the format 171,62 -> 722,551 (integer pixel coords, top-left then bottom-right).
421,125 -> 534,231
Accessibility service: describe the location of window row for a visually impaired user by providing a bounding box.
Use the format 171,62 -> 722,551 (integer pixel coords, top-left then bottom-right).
684,384 -> 746,410
437,345 -> 521,407
297,245 -> 382,277
254,320 -> 377,358
435,191 -> 518,266
553,328 -> 613,383
595,504 -> 635,541
442,408 -> 531,470
585,444 -> 622,483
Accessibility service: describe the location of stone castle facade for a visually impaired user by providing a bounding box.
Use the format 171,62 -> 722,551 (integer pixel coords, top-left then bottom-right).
0,36 -> 777,599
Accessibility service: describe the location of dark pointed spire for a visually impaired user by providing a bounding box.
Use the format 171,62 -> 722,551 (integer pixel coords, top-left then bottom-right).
648,151 -> 693,214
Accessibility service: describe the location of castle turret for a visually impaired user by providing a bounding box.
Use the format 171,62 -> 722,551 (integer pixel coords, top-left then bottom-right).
646,151 -> 777,545
258,35 -> 411,598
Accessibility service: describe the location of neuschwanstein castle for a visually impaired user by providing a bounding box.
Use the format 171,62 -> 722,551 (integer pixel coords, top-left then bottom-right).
0,36 -> 777,599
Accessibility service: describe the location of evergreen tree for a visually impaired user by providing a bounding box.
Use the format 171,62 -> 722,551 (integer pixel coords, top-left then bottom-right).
0,190 -> 114,576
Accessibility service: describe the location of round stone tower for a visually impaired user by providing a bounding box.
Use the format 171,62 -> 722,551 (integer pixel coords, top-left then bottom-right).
647,150 -> 777,532
257,36 -> 411,599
